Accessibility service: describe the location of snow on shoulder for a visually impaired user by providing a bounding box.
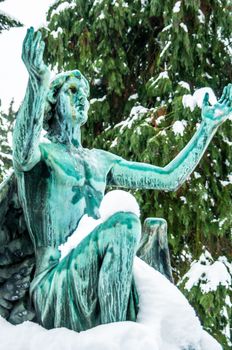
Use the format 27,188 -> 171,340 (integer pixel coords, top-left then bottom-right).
0,256 -> 222,350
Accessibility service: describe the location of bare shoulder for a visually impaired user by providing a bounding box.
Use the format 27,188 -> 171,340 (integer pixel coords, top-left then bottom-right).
39,142 -> 67,157
90,148 -> 123,166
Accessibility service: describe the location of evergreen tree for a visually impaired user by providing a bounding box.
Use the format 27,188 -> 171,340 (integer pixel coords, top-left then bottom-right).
0,0 -> 22,33
0,100 -> 15,182
0,1 -> 21,179
42,0 -> 232,347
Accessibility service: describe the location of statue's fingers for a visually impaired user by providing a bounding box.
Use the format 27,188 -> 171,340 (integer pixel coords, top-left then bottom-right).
23,27 -> 34,47
227,83 -> 232,101
222,98 -> 230,107
22,27 -> 34,62
30,31 -> 42,63
34,31 -> 42,52
218,86 -> 228,103
202,92 -> 209,107
226,99 -> 231,107
35,41 -> 45,68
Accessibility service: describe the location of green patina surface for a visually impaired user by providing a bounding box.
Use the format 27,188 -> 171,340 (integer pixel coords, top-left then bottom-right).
0,27 -> 231,330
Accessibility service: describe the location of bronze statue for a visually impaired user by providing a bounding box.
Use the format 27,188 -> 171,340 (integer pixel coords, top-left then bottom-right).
0,27 -> 231,333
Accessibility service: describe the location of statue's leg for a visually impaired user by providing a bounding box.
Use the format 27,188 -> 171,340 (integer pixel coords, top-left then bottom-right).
96,211 -> 141,324
136,218 -> 174,283
32,211 -> 141,332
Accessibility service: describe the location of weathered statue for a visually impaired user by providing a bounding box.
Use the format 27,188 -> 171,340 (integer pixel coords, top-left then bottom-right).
0,27 -> 231,332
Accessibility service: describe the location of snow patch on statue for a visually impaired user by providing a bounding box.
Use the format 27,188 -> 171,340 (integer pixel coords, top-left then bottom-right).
99,190 -> 140,220
182,87 -> 217,112
58,190 -> 140,260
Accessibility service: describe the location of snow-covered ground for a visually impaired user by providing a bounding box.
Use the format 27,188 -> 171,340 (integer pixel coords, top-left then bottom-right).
0,191 -> 222,350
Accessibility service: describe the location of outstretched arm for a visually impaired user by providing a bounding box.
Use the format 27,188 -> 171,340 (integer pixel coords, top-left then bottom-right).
13,28 -> 50,171
108,86 -> 232,191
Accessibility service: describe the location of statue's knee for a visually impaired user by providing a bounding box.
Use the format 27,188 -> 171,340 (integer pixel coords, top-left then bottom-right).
110,211 -> 141,243
144,217 -> 167,234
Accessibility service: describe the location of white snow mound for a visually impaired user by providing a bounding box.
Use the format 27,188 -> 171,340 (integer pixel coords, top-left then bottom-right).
99,189 -> 140,220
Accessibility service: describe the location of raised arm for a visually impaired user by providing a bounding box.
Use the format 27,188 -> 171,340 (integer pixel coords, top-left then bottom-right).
13,28 -> 50,171
108,86 -> 232,191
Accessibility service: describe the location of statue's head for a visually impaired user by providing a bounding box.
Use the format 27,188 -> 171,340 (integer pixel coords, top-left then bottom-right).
44,70 -> 90,142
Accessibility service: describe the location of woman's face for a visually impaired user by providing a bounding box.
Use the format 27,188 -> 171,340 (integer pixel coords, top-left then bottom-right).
56,76 -> 90,128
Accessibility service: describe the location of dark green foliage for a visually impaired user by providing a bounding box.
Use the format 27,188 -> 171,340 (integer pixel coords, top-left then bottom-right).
182,285 -> 231,347
0,0 -> 22,33
0,1 -> 21,180
178,251 -> 232,347
37,0 -> 232,346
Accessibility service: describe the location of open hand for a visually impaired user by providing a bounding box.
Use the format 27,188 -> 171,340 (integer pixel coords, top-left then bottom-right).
202,84 -> 232,127
22,27 -> 50,82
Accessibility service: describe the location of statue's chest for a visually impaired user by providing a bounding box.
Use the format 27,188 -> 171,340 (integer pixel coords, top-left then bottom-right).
41,144 -> 103,185
40,145 -> 106,218
72,150 -> 102,184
